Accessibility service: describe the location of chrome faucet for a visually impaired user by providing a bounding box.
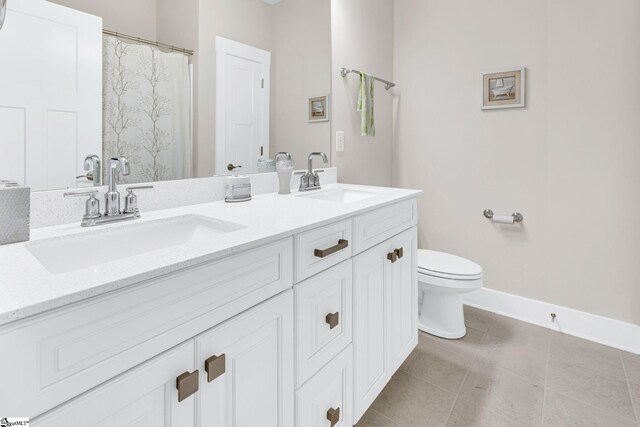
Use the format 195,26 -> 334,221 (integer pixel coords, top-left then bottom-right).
298,152 -> 328,191
83,155 -> 102,186
105,156 -> 130,216
64,156 -> 154,227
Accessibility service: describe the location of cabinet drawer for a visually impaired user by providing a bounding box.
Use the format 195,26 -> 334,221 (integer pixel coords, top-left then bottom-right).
0,238 -> 293,418
295,219 -> 352,282
295,260 -> 352,387
33,341 -> 196,426
353,198 -> 417,254
295,346 -> 353,427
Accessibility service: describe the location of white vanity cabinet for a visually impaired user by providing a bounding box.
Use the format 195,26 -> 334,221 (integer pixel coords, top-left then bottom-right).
3,192 -> 419,427
352,226 -> 418,422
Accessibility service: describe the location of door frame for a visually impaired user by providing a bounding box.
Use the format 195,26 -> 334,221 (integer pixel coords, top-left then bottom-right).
215,36 -> 271,175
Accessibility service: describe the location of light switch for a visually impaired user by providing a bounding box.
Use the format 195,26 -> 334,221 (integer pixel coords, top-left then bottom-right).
336,131 -> 345,152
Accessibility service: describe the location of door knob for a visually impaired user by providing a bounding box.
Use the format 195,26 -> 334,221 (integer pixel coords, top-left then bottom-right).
325,312 -> 340,329
205,353 -> 226,383
176,370 -> 199,402
326,407 -> 341,427
227,163 -> 242,171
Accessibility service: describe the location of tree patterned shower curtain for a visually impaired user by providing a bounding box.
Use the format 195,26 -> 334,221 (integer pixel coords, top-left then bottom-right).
103,35 -> 192,184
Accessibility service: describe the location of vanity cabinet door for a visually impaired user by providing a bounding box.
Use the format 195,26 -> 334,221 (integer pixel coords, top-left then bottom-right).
386,226 -> 418,375
352,226 -> 418,424
352,240 -> 390,422
195,290 -> 294,427
32,341 -> 196,427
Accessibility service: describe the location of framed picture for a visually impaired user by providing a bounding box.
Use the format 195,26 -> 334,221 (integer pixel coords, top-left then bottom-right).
308,95 -> 329,122
481,67 -> 525,110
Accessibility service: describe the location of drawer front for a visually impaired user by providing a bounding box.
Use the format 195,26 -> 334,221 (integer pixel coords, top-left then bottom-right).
353,198 -> 418,254
0,238 -> 293,418
33,341 -> 196,426
295,260 -> 352,387
295,346 -> 353,427
295,219 -> 352,282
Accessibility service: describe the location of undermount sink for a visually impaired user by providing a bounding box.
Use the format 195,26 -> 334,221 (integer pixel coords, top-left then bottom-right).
296,186 -> 387,203
27,214 -> 246,274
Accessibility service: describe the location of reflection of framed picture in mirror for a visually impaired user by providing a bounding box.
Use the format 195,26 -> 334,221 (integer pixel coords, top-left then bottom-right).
309,95 -> 329,122
481,67 -> 525,110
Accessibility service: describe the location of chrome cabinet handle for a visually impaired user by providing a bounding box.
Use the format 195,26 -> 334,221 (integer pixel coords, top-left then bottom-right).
314,239 -> 348,258
325,312 -> 339,329
326,407 -> 341,427
176,370 -> 199,402
205,353 -> 226,383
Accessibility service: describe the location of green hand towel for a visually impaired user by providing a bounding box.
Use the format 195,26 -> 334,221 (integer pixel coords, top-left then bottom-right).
357,72 -> 375,137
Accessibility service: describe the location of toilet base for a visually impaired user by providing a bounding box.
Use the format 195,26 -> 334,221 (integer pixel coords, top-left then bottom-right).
418,322 -> 466,340
418,285 -> 469,340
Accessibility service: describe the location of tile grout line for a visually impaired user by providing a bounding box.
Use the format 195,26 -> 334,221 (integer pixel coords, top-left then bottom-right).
620,351 -> 640,426
367,407 -> 401,426
442,317 -> 492,424
539,333 -> 551,427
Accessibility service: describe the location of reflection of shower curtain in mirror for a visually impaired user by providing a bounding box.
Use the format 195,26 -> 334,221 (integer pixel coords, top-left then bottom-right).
103,35 -> 192,183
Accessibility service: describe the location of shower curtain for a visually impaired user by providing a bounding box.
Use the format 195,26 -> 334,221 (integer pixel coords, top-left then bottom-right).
102,35 -> 192,183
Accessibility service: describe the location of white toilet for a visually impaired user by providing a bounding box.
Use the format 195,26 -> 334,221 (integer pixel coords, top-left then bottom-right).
417,250 -> 483,339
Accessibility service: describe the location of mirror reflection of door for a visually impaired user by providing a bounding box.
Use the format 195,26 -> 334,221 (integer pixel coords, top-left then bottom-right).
215,37 -> 270,175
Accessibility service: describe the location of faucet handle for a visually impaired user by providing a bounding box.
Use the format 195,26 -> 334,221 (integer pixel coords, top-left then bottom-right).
63,189 -> 99,198
125,185 -> 154,191
123,185 -> 154,214
64,190 -> 101,219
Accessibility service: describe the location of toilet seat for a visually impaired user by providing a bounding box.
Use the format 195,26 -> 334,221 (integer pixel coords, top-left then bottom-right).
417,250 -> 482,281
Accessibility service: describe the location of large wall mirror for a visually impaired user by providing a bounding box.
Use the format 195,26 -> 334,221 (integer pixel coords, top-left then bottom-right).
0,0 -> 331,191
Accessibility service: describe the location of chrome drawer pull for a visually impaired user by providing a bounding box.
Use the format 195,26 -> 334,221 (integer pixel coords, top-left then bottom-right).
314,239 -> 348,258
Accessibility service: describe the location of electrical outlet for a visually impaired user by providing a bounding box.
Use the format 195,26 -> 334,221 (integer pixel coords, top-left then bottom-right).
336,131 -> 345,152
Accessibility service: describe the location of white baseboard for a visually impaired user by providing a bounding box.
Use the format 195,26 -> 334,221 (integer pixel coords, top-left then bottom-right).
463,287 -> 640,355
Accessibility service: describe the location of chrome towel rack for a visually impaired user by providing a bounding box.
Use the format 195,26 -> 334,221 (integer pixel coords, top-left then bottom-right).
340,68 -> 396,90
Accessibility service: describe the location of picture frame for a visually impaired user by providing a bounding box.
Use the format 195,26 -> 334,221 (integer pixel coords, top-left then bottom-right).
481,67 -> 525,110
308,95 -> 330,122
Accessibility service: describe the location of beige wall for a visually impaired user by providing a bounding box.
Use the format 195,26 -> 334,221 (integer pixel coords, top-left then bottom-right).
330,0 -> 394,186
393,0 -> 640,325
270,0 -> 331,169
196,0 -> 274,177
48,0 -> 157,40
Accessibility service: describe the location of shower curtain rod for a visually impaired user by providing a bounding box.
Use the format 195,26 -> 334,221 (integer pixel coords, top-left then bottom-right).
340,67 -> 395,90
103,29 -> 194,56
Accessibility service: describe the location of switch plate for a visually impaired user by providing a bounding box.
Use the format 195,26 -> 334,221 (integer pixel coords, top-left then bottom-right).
336,131 -> 345,152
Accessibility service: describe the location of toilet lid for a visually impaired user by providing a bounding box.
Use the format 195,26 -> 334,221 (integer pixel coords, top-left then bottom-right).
417,250 -> 482,279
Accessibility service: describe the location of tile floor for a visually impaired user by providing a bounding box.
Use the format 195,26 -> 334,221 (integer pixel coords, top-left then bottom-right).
357,306 -> 640,427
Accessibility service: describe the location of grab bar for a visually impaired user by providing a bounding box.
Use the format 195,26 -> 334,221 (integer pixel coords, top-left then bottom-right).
483,209 -> 523,223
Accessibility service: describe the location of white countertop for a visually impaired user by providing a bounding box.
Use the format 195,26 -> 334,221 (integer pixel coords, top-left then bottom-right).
0,184 -> 421,326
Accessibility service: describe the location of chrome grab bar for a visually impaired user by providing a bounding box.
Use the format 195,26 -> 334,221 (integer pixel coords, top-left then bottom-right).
483,209 -> 523,223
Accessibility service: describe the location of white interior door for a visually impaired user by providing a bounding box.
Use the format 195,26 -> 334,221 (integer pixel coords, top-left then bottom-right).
0,0 -> 102,190
215,37 -> 270,175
